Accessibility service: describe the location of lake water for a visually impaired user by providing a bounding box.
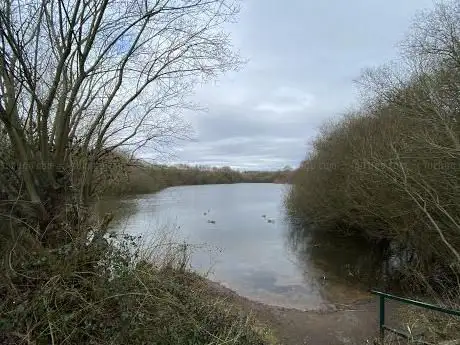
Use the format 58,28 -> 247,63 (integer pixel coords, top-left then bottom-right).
105,183 -> 375,310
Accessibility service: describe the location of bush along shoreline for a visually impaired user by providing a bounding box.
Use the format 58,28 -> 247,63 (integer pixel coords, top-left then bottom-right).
0,228 -> 274,344
287,2 -> 460,343
287,1 -> 460,290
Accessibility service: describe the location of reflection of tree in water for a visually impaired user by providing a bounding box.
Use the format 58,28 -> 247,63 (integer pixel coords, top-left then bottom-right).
94,198 -> 138,228
285,218 -> 393,291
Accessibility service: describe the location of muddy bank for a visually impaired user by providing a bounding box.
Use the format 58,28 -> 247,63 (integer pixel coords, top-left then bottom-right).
206,281 -> 402,345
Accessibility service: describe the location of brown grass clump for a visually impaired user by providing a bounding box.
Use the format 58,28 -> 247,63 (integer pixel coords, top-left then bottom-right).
0,224 -> 274,345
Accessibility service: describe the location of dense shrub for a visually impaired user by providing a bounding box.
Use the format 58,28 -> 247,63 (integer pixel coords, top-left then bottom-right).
0,228 -> 272,345
287,1 -> 460,280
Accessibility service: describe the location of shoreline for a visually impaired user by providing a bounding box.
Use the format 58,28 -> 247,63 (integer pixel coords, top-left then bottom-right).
204,279 -> 384,345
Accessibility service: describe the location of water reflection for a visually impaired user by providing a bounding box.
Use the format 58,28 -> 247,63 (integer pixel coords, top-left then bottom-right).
285,219 -> 392,300
99,184 -> 391,310
94,197 -> 138,226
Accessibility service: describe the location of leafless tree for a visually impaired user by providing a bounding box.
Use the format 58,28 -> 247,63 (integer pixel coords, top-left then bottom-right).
0,0 -> 240,238
288,1 -> 460,277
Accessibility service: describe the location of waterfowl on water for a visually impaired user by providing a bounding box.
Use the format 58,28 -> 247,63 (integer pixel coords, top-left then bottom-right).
267,219 -> 275,224
207,220 -> 216,224
262,214 -> 266,218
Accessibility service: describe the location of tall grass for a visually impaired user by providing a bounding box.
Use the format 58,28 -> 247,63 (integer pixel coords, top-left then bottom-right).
0,220 -> 273,344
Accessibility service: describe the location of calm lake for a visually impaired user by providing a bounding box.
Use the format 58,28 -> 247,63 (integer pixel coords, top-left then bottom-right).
103,183 -> 377,310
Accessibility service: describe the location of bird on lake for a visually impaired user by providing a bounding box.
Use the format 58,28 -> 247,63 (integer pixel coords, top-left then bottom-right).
207,220 -> 216,224
262,214 -> 266,218
319,275 -> 327,285
267,219 -> 275,224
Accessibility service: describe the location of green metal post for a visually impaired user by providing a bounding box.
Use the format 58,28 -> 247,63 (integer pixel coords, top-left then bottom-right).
379,295 -> 385,343
371,289 -> 460,344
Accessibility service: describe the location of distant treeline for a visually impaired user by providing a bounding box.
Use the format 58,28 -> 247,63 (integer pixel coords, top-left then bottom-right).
101,158 -> 292,196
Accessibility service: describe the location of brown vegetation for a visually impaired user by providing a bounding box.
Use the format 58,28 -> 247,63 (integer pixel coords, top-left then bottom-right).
287,3 -> 460,343
0,1 -> 274,343
287,1 -> 460,284
103,159 -> 291,196
0,229 -> 271,344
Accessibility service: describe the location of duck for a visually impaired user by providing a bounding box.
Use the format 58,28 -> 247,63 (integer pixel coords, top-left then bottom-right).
267,219 -> 275,224
207,220 -> 216,224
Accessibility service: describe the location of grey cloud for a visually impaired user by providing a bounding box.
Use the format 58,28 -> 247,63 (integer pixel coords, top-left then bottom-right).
191,108 -> 323,142
173,136 -> 307,170
158,0 -> 436,170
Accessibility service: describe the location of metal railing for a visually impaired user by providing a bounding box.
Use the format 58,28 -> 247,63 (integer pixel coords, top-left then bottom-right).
370,290 -> 460,344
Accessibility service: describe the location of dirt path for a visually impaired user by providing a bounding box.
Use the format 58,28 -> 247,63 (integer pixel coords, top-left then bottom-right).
207,282 -> 401,345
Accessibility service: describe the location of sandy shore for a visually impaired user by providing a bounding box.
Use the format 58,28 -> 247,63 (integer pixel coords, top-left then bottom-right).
206,280 -> 399,345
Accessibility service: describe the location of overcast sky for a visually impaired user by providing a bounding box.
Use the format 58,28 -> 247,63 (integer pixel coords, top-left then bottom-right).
166,0 -> 435,171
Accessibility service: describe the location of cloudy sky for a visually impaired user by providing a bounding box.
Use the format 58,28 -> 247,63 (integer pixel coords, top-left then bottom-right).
168,0 -> 435,170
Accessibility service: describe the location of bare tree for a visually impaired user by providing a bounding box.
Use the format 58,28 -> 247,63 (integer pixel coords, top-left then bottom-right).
0,0 -> 240,238
288,1 -> 460,281
355,1 -> 460,269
